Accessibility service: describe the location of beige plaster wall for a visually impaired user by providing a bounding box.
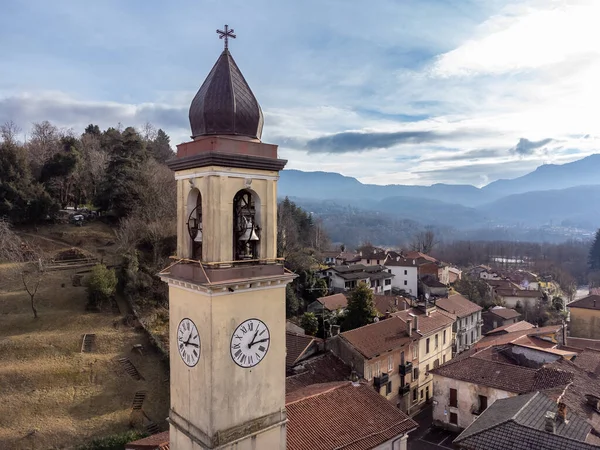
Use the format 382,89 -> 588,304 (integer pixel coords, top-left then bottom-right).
174,165 -> 279,263
569,308 -> 600,339
416,325 -> 453,407
169,282 -> 287,445
432,376 -> 516,431
170,422 -> 285,450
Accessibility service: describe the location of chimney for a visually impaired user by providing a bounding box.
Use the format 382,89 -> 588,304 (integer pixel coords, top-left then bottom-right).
412,259 -> 415,265
406,318 -> 413,337
594,299 -> 597,308
545,411 -> 556,434
557,402 -> 568,424
413,315 -> 419,331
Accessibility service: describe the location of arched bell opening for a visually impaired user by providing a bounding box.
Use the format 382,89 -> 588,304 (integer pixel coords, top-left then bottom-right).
233,189 -> 260,260
187,188 -> 202,260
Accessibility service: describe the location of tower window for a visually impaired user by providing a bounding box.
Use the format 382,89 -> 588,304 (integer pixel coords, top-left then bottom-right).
186,188 -> 202,260
233,189 -> 260,260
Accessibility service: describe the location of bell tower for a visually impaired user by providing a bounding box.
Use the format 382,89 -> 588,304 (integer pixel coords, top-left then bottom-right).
161,26 -> 294,450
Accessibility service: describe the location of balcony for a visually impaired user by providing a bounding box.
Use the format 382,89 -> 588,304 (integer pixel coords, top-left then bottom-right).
399,384 -> 411,396
373,373 -> 389,389
399,361 -> 413,376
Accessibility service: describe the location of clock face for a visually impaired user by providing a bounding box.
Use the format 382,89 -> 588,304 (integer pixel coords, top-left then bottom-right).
230,318 -> 270,368
177,318 -> 200,367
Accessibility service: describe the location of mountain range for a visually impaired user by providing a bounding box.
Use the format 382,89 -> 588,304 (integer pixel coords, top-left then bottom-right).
278,154 -> 600,245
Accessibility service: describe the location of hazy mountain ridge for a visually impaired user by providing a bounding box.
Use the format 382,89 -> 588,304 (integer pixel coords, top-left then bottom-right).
279,154 -> 600,241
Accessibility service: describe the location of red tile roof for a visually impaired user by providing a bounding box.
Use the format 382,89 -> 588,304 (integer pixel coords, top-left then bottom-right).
495,288 -> 543,298
475,324 -> 562,349
286,382 -> 417,450
486,320 -> 535,336
373,295 -> 410,315
286,332 -> 321,369
404,251 -> 437,263
286,353 -> 351,394
126,431 -> 169,450
317,293 -> 348,311
392,308 -> 455,336
430,347 -> 573,393
488,307 -> 521,320
568,295 -> 600,310
567,337 -> 600,351
339,317 -> 413,359
435,293 -> 482,318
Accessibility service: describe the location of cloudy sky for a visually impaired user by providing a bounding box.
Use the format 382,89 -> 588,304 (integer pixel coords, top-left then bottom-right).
1,0 -> 599,187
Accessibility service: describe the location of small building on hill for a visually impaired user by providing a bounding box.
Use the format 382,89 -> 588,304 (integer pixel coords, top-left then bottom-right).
318,264 -> 394,294
482,306 -> 521,333
307,293 -> 348,314
567,295 -> 600,340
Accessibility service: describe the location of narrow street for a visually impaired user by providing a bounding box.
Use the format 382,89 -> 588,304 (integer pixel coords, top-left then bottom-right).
408,406 -> 458,450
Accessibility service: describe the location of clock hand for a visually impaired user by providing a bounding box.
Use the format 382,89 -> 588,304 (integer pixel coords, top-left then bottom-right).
250,338 -> 270,347
187,342 -> 199,348
248,328 -> 260,347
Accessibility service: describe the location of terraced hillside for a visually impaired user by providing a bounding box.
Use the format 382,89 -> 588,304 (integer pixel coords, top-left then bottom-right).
0,227 -> 169,450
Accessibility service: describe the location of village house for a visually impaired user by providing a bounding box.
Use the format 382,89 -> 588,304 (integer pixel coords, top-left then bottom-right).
482,306 -> 521,333
318,264 -> 394,294
373,294 -> 410,317
392,299 -> 455,412
485,320 -> 535,336
494,287 -> 543,308
435,293 -> 483,355
419,275 -> 449,298
568,295 -> 600,340
307,293 -> 348,314
286,381 -> 418,450
358,248 -> 390,266
328,316 -> 418,413
454,391 -> 600,450
386,257 -> 419,297
501,269 -> 540,290
430,344 -> 576,432
321,250 -> 341,265
438,264 -> 462,285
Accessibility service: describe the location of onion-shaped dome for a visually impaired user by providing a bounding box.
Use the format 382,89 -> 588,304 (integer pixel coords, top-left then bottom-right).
189,49 -> 264,140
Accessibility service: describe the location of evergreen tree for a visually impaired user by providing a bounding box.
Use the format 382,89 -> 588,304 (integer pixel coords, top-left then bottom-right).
343,282 -> 377,331
589,229 -> 600,270
95,127 -> 148,218
300,312 -> 318,336
150,129 -> 174,163
286,284 -> 299,318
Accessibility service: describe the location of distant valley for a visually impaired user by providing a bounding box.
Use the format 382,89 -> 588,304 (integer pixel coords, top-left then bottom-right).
278,154 -> 600,246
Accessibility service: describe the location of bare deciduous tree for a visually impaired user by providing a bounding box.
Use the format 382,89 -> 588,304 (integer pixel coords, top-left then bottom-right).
0,121 -> 21,145
411,230 -> 437,254
0,222 -> 46,318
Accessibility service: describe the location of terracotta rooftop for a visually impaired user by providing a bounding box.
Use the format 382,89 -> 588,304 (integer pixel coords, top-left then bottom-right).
126,431 -> 169,450
495,288 -> 543,298
286,332 -> 321,369
286,353 -> 351,394
568,295 -> 600,310
487,307 -> 521,320
430,347 -> 573,393
436,293 -> 482,318
568,337 -> 600,351
475,324 -> 562,350
286,382 -> 417,450
486,320 -> 535,336
316,293 -> 348,311
393,308 -> 455,336
339,317 -> 413,359
373,295 -> 410,315
404,251 -> 437,263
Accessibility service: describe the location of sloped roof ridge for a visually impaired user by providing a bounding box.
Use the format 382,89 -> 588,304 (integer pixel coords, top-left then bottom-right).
285,381 -> 348,405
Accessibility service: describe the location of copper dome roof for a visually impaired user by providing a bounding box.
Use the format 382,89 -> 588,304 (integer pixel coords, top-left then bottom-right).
189,49 -> 264,140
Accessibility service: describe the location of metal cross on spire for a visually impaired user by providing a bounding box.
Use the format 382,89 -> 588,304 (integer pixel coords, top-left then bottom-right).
217,24 -> 236,50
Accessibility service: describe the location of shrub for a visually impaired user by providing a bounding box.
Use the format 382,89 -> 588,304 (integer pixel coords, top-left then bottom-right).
301,312 -> 319,336
76,430 -> 148,450
86,264 -> 117,309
